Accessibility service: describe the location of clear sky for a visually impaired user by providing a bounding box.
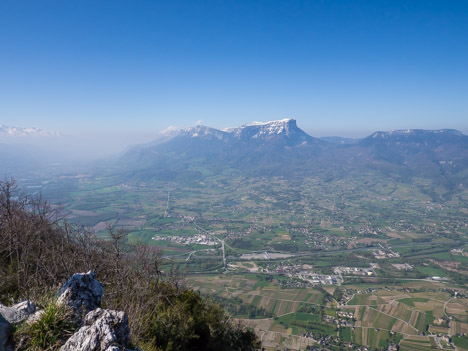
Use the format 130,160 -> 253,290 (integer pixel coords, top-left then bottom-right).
1,0 -> 468,140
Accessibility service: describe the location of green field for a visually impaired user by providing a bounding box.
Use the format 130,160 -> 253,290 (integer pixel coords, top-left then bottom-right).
453,335 -> 468,349
19,166 -> 468,350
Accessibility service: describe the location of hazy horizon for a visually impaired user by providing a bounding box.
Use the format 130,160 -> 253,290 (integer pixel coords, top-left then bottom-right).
2,118 -> 468,161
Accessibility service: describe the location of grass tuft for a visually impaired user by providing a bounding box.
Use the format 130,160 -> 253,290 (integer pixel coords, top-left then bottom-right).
14,302 -> 77,351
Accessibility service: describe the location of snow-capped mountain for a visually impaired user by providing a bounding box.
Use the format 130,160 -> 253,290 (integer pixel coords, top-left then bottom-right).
360,129 -> 467,148
226,118 -> 297,137
367,129 -> 463,140
165,118 -> 320,146
117,119 -> 467,181
228,118 -> 315,145
0,124 -> 58,137
176,125 -> 231,141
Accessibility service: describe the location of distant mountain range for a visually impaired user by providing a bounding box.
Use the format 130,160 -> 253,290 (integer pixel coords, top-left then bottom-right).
0,124 -> 58,137
1,119 -> 466,186
117,119 -> 468,183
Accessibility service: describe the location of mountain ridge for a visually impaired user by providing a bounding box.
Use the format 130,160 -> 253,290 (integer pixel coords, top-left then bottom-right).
0,124 -> 59,137
116,119 -> 468,182
164,118 -> 321,146
161,120 -> 466,145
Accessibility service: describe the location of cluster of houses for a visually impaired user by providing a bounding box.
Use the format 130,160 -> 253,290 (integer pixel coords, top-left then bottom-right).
152,233 -> 218,246
333,266 -> 375,276
373,244 -> 400,259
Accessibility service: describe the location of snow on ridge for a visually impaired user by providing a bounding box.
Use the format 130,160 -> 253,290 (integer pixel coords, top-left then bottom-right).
243,118 -> 294,127
233,118 -> 298,138
162,118 -> 305,141
178,125 -> 228,141
0,124 -> 59,137
371,129 -> 464,139
160,126 -> 179,136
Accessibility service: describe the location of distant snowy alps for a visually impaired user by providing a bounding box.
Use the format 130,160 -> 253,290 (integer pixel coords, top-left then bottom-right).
0,125 -> 59,137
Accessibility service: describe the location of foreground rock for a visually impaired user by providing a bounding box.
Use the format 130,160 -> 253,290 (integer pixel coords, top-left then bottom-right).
3,272 -> 132,351
0,301 -> 36,324
57,271 -> 104,321
60,308 -> 131,351
0,313 -> 12,351
0,301 -> 36,351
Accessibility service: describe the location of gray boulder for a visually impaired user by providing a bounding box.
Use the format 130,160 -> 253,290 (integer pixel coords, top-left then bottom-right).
60,308 -> 130,351
0,300 -> 36,324
0,300 -> 36,351
57,271 -> 104,320
0,313 -> 12,351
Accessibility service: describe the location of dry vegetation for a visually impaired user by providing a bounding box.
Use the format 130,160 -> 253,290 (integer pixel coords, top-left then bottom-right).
0,179 -> 259,351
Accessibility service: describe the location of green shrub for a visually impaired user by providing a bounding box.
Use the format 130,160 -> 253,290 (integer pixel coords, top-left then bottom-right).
139,289 -> 259,351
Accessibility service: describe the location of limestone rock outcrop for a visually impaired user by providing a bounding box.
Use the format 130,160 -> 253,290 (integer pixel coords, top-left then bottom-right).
2,271 -> 132,351
0,300 -> 36,351
57,270 -> 104,321
0,300 -> 36,324
56,271 -> 132,350
60,308 -> 131,351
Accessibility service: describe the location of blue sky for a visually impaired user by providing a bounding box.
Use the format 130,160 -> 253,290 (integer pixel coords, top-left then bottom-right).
1,0 -> 467,139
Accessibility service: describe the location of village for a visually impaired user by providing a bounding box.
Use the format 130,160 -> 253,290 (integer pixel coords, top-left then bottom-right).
372,244 -> 401,259
152,233 -> 218,246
